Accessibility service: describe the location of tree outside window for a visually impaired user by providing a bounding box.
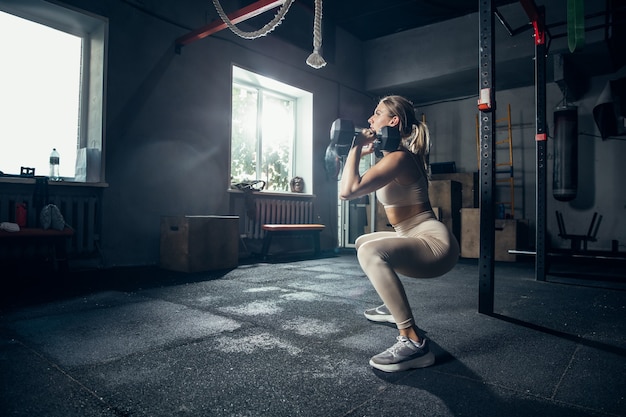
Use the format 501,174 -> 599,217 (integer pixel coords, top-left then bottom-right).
231,83 -> 295,192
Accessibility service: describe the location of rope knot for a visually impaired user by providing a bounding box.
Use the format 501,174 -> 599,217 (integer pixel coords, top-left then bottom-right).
306,50 -> 327,69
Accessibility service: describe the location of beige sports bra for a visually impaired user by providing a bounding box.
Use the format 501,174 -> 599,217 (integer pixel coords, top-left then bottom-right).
376,175 -> 429,208
376,150 -> 429,208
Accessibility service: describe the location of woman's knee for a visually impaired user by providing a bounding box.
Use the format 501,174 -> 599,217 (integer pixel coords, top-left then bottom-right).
357,239 -> 375,255
357,241 -> 388,269
355,233 -> 379,250
355,231 -> 396,250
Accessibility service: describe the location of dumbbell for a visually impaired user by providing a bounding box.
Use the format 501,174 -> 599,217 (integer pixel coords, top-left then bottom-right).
329,118 -> 401,157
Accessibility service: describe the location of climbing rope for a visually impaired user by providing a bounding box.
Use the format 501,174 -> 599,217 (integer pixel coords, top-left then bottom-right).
306,0 -> 326,69
212,0 -> 294,40
211,0 -> 326,69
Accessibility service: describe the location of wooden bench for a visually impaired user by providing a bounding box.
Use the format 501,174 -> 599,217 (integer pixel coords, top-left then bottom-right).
0,227 -> 74,271
260,224 -> 325,259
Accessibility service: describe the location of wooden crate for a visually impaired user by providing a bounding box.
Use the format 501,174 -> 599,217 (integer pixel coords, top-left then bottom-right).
429,180 -> 462,243
374,200 -> 394,232
160,215 -> 239,272
460,208 -> 525,262
431,172 -> 478,208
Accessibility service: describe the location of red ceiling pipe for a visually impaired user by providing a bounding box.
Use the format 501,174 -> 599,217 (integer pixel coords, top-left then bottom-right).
176,0 -> 284,48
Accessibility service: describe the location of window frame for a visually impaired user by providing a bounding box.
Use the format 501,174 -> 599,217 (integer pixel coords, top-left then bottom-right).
0,0 -> 107,184
231,80 -> 297,191
230,65 -> 313,195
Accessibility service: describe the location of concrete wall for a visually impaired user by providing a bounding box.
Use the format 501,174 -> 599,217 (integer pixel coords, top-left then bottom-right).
58,0 -> 374,267
362,1 -> 626,252
363,1 -> 614,104
420,78 -> 626,252
30,0 -> 625,267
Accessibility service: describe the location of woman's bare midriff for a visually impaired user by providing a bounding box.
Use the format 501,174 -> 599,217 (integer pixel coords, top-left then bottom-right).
385,202 -> 432,226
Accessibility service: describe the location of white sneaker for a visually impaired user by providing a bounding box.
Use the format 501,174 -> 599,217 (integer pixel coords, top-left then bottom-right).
363,304 -> 395,323
369,336 -> 435,372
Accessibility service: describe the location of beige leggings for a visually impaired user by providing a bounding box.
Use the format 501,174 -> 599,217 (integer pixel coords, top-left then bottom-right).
355,211 -> 459,329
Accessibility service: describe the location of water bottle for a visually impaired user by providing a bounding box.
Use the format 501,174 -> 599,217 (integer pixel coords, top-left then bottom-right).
49,148 -> 60,180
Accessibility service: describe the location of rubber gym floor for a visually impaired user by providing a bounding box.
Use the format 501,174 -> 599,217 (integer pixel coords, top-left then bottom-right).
1,251 -> 624,417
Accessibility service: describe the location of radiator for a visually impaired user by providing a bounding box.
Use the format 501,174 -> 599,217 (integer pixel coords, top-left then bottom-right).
0,189 -> 101,255
246,198 -> 314,239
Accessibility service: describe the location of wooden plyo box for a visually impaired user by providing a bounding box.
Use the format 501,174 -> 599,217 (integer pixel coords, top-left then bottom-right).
431,172 -> 478,208
374,200 -> 394,232
429,180 -> 462,243
160,215 -> 239,272
460,208 -> 523,262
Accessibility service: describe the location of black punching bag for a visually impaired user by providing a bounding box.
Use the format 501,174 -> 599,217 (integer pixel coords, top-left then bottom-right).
553,107 -> 578,201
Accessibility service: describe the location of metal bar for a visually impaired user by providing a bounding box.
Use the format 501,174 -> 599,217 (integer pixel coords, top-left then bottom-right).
478,0 -> 496,314
520,0 -> 541,22
495,9 -> 514,36
509,249 -> 626,262
175,0 -> 284,47
534,8 -> 548,281
519,0 -> 548,281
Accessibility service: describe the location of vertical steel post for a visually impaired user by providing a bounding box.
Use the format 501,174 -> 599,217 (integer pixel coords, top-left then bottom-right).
478,0 -> 496,314
533,8 -> 548,281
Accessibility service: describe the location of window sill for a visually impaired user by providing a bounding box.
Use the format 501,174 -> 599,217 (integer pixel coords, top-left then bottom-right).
0,177 -> 109,188
227,188 -> 315,198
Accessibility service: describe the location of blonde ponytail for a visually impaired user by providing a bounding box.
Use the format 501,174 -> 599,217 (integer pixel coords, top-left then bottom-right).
404,121 -> 430,173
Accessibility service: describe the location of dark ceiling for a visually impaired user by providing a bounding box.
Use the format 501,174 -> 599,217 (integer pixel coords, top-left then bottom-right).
300,0 -> 522,41
235,0 -> 625,104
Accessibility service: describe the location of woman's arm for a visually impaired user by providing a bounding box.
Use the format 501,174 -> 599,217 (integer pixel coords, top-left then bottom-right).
339,132 -> 407,200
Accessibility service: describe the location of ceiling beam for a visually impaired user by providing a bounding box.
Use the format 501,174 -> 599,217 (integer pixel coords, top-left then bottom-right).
519,0 -> 546,44
175,0 -> 284,49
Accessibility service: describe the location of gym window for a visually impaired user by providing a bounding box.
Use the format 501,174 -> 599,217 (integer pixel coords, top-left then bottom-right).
230,65 -> 313,193
0,0 -> 107,182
